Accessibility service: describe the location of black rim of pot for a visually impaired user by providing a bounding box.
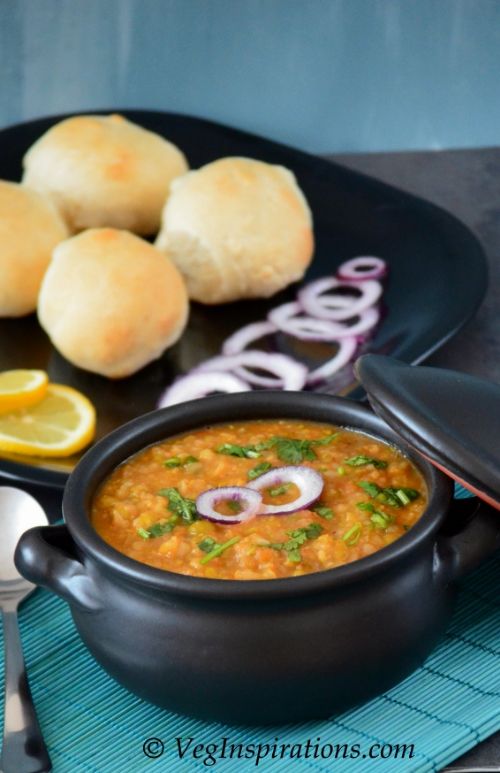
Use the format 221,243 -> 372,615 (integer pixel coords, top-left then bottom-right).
63,391 -> 451,601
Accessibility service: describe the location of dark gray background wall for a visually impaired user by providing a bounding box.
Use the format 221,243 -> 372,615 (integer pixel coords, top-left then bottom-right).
1,0 -> 499,152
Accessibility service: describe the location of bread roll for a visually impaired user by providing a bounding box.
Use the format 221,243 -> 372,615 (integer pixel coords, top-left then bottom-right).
22,114 -> 188,235
155,157 -> 314,304
38,228 -> 189,378
0,180 -> 69,317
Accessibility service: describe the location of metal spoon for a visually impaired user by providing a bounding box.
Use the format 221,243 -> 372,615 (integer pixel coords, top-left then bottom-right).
0,487 -> 51,773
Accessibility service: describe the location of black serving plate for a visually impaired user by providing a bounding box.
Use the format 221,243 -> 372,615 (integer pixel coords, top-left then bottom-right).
0,109 -> 488,488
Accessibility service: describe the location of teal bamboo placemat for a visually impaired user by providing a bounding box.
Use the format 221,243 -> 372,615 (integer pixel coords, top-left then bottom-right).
1,487 -> 499,773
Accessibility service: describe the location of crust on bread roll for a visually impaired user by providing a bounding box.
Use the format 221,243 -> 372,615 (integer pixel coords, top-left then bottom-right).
22,114 -> 188,235
0,180 -> 69,317
38,228 -> 189,378
155,157 -> 314,304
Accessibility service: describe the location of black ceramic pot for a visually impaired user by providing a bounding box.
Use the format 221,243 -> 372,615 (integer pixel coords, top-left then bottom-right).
14,392 -> 500,725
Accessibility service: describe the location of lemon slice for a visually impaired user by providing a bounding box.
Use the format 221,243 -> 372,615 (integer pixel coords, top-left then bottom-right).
0,370 -> 48,413
0,384 -> 96,457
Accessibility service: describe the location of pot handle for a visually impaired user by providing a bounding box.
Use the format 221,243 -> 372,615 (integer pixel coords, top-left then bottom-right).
15,524 -> 102,612
435,497 -> 500,584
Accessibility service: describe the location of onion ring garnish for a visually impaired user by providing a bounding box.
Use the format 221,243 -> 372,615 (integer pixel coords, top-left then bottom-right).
196,486 -> 262,524
196,350 -> 308,390
268,302 -> 346,341
222,320 -> 277,356
158,372 -> 250,408
337,256 -> 387,281
298,278 -> 383,321
247,466 -> 324,515
328,306 -> 381,338
306,336 -> 358,385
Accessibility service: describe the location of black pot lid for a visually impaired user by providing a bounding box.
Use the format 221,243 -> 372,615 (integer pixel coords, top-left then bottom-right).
355,355 -> 500,511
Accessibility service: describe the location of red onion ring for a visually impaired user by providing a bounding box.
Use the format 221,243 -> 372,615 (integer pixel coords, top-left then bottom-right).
158,371 -> 250,408
268,301 -> 380,341
328,306 -> 381,338
298,278 -> 383,321
196,486 -> 262,524
247,465 -> 324,515
268,302 -> 345,341
306,336 -> 358,385
195,350 -> 308,390
337,256 -> 387,281
222,320 -> 277,356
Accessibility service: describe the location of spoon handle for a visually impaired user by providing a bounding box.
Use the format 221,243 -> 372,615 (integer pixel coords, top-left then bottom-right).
1,607 -> 52,773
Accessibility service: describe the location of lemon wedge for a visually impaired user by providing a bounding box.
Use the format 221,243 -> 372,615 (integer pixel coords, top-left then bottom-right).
0,369 -> 48,413
0,383 -> 96,457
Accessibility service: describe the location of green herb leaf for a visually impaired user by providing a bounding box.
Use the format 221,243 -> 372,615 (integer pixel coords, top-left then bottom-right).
357,501 -> 375,512
357,482 -> 420,508
200,536 -> 241,564
227,499 -> 243,513
274,438 -> 317,464
248,461 -> 273,480
370,511 -> 394,530
395,487 -> 419,505
312,504 -> 334,520
269,522 -> 323,562
358,481 -> 381,498
357,501 -> 395,530
164,455 -> 198,468
342,522 -> 362,546
137,515 -> 180,539
345,454 -> 388,469
157,487 -> 198,523
267,482 -> 292,497
218,433 -> 338,465
198,537 -> 218,553
216,443 -> 261,459
311,432 -> 339,447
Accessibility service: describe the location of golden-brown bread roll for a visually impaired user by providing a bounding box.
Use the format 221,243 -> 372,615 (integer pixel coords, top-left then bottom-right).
38,228 -> 189,378
22,114 -> 188,235
155,156 -> 314,304
0,180 -> 69,317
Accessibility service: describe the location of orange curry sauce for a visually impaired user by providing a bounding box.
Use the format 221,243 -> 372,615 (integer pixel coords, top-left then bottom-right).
91,420 -> 427,580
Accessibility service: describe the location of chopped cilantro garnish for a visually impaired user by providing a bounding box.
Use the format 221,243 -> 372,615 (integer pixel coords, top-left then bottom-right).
357,482 -> 420,508
311,432 -> 339,447
217,433 -> 337,465
358,502 -> 394,529
345,454 -> 388,469
137,515 -> 179,539
248,461 -> 272,480
370,511 -> 394,530
157,487 -> 198,523
216,443 -> 261,459
272,438 -> 317,464
342,522 -> 362,546
198,537 -> 218,553
164,455 -> 198,468
267,483 -> 292,497
312,504 -> 334,520
269,523 -> 323,562
227,499 -> 243,513
358,481 -> 381,498
200,536 -> 241,564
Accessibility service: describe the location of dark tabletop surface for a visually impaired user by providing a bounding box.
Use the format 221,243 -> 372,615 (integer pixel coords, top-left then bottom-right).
2,145 -> 499,772
331,146 -> 500,773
